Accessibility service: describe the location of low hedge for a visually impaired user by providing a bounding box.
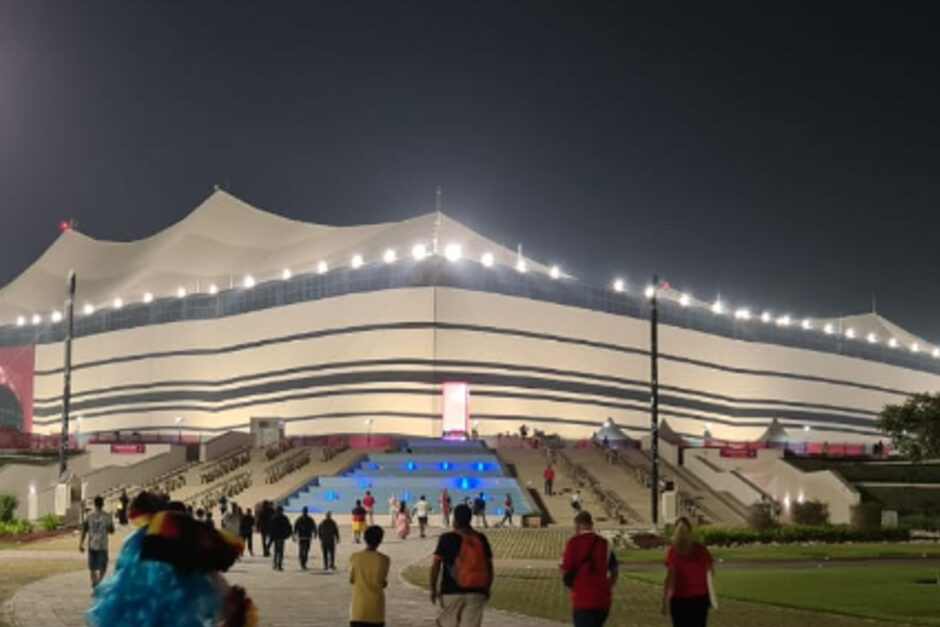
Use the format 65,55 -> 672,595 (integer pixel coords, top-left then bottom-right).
696,524 -> 910,546
0,520 -> 34,536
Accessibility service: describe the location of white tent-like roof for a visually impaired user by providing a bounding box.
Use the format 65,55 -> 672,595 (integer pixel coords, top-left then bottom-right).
0,190 -> 557,324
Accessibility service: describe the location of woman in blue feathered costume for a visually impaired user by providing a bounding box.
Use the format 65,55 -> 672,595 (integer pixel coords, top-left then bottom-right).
86,492 -> 257,627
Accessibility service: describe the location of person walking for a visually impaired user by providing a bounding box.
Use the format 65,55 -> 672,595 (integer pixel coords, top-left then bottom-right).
497,494 -> 514,527
293,506 -> 317,570
561,510 -> 618,627
269,506 -> 292,571
544,465 -> 555,496
239,506 -> 256,556
117,490 -> 129,526
222,503 -> 241,537
258,501 -> 274,557
363,490 -> 376,526
472,493 -> 488,528
219,494 -> 228,516
388,493 -> 398,528
429,504 -> 493,627
413,495 -> 431,538
571,490 -> 583,513
662,516 -> 714,627
396,501 -> 411,540
79,495 -> 115,589
352,500 -> 367,544
440,488 -> 452,528
318,511 -> 340,571
349,526 -> 391,627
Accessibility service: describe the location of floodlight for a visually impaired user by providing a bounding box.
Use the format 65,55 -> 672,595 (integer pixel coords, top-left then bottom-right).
143,292 -> 153,303
83,303 -> 95,315
243,275 -> 255,289
282,268 -> 292,280
317,261 -> 329,274
412,244 -> 428,261
481,252 -> 494,267
612,278 -> 625,293
549,265 -> 560,279
383,249 -> 396,264
113,298 -> 123,310
444,243 -> 462,262
351,254 -> 364,269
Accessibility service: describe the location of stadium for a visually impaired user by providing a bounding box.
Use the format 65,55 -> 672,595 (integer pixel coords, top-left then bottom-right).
0,189 -> 937,445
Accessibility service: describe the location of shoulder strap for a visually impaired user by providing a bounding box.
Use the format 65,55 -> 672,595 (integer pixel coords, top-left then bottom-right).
578,534 -> 601,573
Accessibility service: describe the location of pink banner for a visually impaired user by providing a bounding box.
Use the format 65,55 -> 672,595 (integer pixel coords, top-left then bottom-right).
110,443 -> 146,454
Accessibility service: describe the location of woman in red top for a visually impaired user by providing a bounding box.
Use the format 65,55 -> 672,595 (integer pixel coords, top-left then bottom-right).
662,516 -> 714,627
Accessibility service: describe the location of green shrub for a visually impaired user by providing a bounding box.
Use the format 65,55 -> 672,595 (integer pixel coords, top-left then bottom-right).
39,514 -> 64,532
0,519 -> 33,536
694,524 -> 910,546
851,502 -> 883,531
791,500 -> 830,526
0,493 -> 18,523
900,514 -> 940,531
747,502 -> 777,531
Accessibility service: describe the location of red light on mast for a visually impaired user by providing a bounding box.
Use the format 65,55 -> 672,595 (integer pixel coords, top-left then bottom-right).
59,220 -> 71,232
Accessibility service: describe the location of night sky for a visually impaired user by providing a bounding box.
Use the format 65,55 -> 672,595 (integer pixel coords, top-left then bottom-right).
1,1 -> 938,338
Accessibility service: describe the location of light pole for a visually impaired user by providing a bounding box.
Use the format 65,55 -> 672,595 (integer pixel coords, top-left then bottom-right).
649,274 -> 660,526
174,416 -> 184,443
365,418 -> 374,447
58,270 -> 76,480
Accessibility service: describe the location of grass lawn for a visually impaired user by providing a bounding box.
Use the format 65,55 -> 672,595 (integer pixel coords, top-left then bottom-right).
630,565 -> 940,625
618,542 -> 940,564
0,560 -> 85,627
403,564 -> 912,626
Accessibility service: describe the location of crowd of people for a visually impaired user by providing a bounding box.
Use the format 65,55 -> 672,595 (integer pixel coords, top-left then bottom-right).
81,481 -> 715,627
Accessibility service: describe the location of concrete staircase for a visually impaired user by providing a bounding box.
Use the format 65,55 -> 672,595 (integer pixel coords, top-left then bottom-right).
564,448 -> 652,524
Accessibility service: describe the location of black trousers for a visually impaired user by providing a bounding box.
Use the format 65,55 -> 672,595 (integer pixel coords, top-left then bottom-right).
321,541 -> 336,569
670,596 -> 710,627
545,480 -> 553,495
262,532 -> 271,556
298,538 -> 311,568
272,539 -> 285,570
573,609 -> 609,627
241,532 -> 253,555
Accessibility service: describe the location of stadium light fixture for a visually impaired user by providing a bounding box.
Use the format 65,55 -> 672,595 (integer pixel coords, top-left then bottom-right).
549,265 -> 561,279
176,287 -> 187,298
208,284 -> 219,295
351,254 -> 364,269
801,318 -> 812,330
711,299 -> 724,315
888,338 -> 898,348
51,310 -> 62,323
481,252 -> 494,268
143,292 -> 153,304
317,261 -> 329,274
515,259 -> 527,273
845,328 -> 856,339
412,244 -> 428,261
243,275 -> 255,289
823,323 -> 834,335
16,316 -> 25,327
644,285 -> 656,299
866,332 -> 878,344
444,243 -> 462,262
776,315 -> 791,327
612,278 -> 625,293
933,347 -> 940,358
761,311 -> 772,324
803,425 -> 811,432
83,303 -> 95,316
281,268 -> 292,280
31,313 -> 41,325
733,307 -> 750,320
678,293 -> 691,307
112,297 -> 123,310
383,249 -> 397,264
911,343 -> 920,353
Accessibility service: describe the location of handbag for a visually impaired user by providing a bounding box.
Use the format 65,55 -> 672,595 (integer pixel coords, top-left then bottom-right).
562,535 -> 599,588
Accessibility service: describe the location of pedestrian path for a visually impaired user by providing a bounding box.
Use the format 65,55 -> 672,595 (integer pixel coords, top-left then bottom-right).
4,531 -> 565,626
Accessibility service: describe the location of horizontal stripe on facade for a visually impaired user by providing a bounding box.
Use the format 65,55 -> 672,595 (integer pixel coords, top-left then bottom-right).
33,321 -> 915,397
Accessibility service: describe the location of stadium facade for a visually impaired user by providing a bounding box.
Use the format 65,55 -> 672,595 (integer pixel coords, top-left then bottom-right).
0,190 -> 938,444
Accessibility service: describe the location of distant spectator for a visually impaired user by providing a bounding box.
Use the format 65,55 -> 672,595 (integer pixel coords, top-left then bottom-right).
293,506 -> 317,570
349,526 -> 390,627
352,500 -> 367,544
413,495 -> 431,538
571,490 -> 582,513
497,494 -> 514,527
396,501 -> 412,540
117,490 -> 129,526
388,493 -> 399,528
219,494 -> 228,515
363,490 -> 376,526
472,493 -> 488,528
519,424 -> 529,439
258,501 -> 274,557
239,507 -> 255,556
205,511 -> 216,528
662,516 -> 714,627
544,465 -> 556,496
269,506 -> 292,571
318,511 -> 340,571
429,504 -> 493,627
79,495 -> 115,589
440,489 -> 452,528
561,510 -> 618,626
222,503 -> 241,537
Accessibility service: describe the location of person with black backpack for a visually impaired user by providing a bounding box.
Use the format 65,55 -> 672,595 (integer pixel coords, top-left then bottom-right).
429,503 -> 493,627
560,510 -> 619,626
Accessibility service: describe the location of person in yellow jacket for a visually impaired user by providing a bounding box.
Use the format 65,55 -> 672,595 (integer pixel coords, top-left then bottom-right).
349,525 -> 390,627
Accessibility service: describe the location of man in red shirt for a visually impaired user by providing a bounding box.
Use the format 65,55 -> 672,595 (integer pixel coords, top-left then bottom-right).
543,465 -> 556,496
560,510 -> 618,626
363,490 -> 376,526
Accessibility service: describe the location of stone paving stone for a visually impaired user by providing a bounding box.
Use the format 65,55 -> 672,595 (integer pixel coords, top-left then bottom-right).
5,531 -> 565,626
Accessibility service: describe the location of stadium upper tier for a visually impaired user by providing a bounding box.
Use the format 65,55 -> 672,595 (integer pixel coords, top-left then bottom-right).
0,190 -> 938,443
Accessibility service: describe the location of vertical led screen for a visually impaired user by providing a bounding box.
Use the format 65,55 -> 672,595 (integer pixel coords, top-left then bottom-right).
441,381 -> 469,439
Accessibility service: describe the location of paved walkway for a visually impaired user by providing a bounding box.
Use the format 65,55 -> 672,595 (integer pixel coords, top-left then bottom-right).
4,532 -> 565,627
